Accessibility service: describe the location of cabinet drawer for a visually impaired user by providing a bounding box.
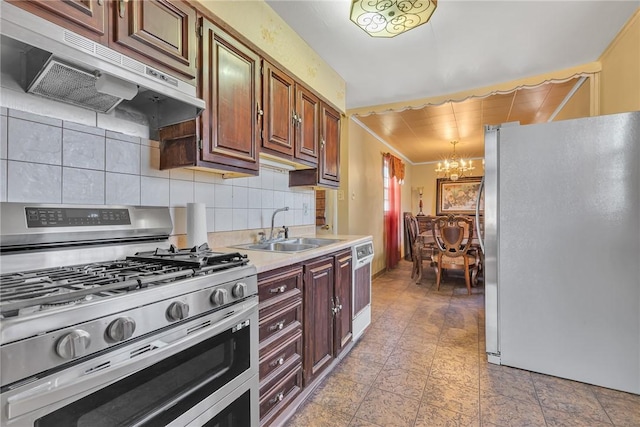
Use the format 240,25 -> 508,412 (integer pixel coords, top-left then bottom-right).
259,328 -> 302,381
259,297 -> 301,342
258,266 -> 303,309
259,361 -> 302,425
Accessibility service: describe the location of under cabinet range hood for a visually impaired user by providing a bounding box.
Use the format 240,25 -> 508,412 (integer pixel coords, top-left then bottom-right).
0,1 -> 204,129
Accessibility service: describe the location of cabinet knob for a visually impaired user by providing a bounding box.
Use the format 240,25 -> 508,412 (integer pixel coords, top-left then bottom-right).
270,356 -> 285,367
269,320 -> 285,331
269,285 -> 287,294
269,392 -> 284,405
320,138 -> 325,148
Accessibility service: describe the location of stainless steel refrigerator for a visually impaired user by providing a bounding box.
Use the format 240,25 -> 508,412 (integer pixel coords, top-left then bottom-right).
479,111 -> 640,394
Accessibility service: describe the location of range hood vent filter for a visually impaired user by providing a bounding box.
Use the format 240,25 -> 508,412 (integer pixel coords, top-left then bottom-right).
27,59 -> 124,113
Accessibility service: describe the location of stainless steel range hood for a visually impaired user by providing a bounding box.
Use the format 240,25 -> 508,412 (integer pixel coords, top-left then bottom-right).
0,1 -> 204,131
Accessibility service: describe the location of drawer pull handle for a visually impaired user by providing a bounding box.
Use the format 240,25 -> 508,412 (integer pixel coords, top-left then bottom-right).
269,321 -> 285,331
269,392 -> 284,405
270,356 -> 285,367
269,285 -> 287,294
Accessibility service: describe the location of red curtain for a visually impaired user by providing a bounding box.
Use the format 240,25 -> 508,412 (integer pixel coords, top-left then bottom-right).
384,153 -> 404,270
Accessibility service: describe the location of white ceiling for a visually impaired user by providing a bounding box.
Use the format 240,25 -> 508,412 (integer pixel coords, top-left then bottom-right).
265,1 -> 639,110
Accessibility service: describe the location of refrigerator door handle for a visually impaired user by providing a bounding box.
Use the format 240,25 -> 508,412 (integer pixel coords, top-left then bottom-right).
475,175 -> 485,254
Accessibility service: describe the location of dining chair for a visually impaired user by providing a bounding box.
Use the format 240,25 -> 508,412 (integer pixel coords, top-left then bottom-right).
431,214 -> 477,295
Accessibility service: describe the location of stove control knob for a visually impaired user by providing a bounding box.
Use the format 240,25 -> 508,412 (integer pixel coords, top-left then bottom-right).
56,329 -> 91,360
211,289 -> 228,306
106,317 -> 136,342
167,301 -> 189,321
232,282 -> 247,298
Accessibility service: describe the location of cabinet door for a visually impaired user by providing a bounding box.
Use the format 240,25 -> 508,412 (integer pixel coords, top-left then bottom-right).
295,85 -> 320,166
262,61 -> 295,157
199,18 -> 260,174
7,0 -> 108,44
111,0 -> 197,82
303,257 -> 334,385
334,250 -> 353,358
318,104 -> 341,187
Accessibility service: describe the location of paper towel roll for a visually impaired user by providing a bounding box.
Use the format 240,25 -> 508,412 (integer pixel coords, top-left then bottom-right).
187,203 -> 208,248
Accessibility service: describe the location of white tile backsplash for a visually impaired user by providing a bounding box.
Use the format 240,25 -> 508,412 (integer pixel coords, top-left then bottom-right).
214,184 -> 233,208
63,121 -> 106,137
261,189 -> 274,209
140,145 -> 169,178
232,208 -> 248,230
63,130 -> 105,170
0,159 -> 6,202
3,109 -> 316,236
106,173 -> 140,205
62,168 -> 105,204
8,118 -> 62,165
232,186 -> 248,209
1,115 -> 7,159
247,208 -> 262,229
106,139 -> 141,174
141,176 -> 170,206
214,208 -> 233,232
8,161 -> 61,202
195,182 -> 215,207
170,179 -> 194,207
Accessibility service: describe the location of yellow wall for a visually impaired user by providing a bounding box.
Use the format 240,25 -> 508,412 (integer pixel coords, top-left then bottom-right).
410,165 -> 483,216
599,9 -> 640,115
339,119 -> 412,275
554,79 -> 592,121
195,0 -> 346,111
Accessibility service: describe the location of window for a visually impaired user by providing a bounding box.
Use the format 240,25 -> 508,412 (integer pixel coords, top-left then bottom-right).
383,157 -> 390,212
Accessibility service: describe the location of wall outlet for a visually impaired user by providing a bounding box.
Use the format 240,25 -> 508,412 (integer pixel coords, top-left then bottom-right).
337,190 -> 344,201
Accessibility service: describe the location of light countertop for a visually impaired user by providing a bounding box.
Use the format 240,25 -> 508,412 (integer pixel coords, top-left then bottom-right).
213,234 -> 373,274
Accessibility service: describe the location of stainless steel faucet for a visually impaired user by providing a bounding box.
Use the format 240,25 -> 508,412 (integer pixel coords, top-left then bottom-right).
269,207 -> 289,241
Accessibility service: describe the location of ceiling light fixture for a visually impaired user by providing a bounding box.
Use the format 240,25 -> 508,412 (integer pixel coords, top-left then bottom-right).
349,0 -> 437,38
435,141 -> 475,181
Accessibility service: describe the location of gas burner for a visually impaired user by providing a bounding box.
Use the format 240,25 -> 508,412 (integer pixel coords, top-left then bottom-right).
129,246 -> 249,270
153,243 -> 211,257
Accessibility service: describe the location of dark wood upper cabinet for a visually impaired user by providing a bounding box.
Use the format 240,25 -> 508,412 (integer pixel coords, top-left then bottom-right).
261,61 -> 319,167
111,0 -> 197,82
7,0 -> 108,44
318,104 -> 341,187
295,85 -> 320,165
198,17 -> 261,175
262,61 -> 295,157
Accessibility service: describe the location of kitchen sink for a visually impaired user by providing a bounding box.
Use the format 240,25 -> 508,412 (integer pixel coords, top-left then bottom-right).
232,237 -> 343,253
281,237 -> 343,246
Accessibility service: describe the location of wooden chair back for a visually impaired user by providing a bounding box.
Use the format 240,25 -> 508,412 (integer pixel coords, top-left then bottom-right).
432,215 -> 475,257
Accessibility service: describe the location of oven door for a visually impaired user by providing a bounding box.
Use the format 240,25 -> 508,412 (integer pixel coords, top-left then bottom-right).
1,298 -> 259,427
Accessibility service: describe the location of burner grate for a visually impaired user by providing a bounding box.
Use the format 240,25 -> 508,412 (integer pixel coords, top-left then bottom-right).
0,247 -> 249,318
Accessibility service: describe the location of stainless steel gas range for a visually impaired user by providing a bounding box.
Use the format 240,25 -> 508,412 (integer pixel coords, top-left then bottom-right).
0,203 -> 259,426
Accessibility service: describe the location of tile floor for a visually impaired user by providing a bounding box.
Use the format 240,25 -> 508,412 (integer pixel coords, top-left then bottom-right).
284,260 -> 640,427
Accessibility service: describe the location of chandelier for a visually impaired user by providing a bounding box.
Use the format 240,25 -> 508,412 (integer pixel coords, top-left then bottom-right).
435,141 -> 475,181
349,0 -> 438,38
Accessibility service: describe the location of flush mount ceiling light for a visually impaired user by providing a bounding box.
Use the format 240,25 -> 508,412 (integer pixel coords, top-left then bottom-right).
435,141 -> 476,181
350,0 -> 437,38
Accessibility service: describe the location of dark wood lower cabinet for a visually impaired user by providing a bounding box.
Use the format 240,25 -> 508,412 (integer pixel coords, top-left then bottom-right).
258,249 -> 356,426
303,256 -> 334,386
333,250 -> 353,358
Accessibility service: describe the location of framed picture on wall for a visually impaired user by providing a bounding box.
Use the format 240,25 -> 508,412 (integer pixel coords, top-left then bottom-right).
436,177 -> 483,216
